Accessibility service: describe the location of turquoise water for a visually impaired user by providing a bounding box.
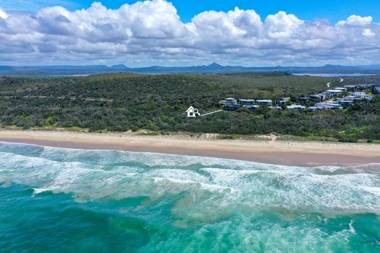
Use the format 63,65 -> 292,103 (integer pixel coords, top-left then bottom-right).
0,142 -> 379,253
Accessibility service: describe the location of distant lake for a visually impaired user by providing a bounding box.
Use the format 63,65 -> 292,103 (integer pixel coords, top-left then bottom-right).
292,73 -> 377,77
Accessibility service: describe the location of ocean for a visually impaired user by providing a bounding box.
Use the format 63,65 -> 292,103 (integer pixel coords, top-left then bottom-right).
0,142 -> 379,253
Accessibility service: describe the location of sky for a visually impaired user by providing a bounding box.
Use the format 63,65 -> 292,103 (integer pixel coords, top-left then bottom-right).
2,0 -> 380,23
0,0 -> 380,66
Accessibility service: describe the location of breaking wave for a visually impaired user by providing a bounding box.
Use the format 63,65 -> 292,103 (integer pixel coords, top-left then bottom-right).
0,142 -> 379,252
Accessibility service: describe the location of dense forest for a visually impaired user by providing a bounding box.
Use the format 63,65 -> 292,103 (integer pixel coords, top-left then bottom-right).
0,73 -> 379,142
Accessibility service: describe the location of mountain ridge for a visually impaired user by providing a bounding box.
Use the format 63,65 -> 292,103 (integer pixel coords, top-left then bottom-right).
1,63 -> 380,76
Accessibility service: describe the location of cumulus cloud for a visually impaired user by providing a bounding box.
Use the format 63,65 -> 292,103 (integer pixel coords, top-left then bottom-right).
0,8 -> 8,19
362,28 -> 375,38
265,11 -> 303,39
0,0 -> 379,65
337,15 -> 373,26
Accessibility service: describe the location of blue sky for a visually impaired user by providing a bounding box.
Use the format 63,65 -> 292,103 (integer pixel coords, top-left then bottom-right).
0,0 -> 379,66
2,0 -> 380,23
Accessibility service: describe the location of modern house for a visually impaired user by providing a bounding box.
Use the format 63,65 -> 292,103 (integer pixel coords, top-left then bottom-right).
287,104 -> 306,110
321,91 -> 333,100
248,105 -> 260,112
224,98 -> 238,104
298,96 -> 310,104
308,106 -> 318,112
352,91 -> 367,98
357,84 -> 376,90
326,89 -> 344,97
256,99 -> 273,106
338,96 -> 355,108
224,98 -> 241,111
218,82 -> 375,114
315,102 -> 342,110
186,106 -> 201,118
334,87 -> 347,92
278,97 -> 291,106
310,94 -> 325,102
239,99 -> 255,107
344,85 -> 357,91
351,92 -> 373,101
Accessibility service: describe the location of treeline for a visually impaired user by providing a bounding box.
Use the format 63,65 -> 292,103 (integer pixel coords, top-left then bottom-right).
0,73 -> 379,142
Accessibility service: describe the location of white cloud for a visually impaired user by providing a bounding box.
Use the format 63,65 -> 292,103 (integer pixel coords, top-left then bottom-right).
0,0 -> 379,66
338,15 -> 373,26
190,7 -> 263,49
265,11 -> 303,39
363,28 -> 375,37
0,8 -> 8,19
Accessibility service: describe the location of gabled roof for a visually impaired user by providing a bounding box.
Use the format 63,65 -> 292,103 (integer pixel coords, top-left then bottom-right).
186,106 -> 195,112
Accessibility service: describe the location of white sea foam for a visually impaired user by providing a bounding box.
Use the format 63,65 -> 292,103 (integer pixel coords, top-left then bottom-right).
0,142 -> 379,221
349,220 -> 356,234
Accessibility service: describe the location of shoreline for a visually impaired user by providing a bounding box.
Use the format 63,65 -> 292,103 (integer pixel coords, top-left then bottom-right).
0,130 -> 379,166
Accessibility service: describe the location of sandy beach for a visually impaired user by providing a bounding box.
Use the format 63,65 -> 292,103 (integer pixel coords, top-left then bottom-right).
0,130 -> 379,166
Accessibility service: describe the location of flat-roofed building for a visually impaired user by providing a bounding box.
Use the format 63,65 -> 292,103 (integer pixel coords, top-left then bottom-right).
287,104 -> 306,110
239,99 -> 255,107
256,99 -> 273,106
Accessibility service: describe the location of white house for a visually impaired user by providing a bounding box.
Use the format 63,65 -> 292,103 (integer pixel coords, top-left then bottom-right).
186,106 -> 200,118
287,104 -> 306,110
256,99 -> 273,106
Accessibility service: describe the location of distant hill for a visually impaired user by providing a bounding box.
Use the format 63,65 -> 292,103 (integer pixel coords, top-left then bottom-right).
1,63 -> 380,76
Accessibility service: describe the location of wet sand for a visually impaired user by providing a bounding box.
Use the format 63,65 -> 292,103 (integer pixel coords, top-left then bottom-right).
0,130 -> 379,166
